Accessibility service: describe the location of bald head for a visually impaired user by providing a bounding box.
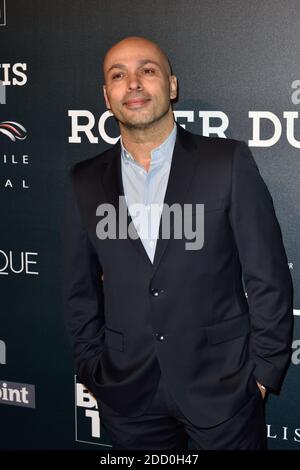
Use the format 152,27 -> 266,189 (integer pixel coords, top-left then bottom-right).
103,36 -> 172,81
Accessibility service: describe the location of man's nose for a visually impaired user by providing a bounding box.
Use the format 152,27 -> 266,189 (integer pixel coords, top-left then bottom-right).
127,73 -> 143,91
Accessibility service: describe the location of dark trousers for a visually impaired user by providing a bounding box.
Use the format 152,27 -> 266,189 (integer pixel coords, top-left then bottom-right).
99,374 -> 267,450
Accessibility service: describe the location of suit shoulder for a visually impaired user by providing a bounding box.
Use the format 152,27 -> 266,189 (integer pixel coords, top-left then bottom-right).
186,131 -> 248,161
196,132 -> 243,153
69,143 -> 119,182
179,125 -> 244,156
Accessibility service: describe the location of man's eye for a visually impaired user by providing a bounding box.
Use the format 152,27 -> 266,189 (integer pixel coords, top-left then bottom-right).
112,73 -> 123,80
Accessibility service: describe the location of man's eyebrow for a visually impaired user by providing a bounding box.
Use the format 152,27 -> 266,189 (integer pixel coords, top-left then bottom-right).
106,59 -> 162,74
137,59 -> 162,68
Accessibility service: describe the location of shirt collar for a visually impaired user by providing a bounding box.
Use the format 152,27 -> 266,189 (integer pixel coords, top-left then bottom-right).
120,122 -> 177,168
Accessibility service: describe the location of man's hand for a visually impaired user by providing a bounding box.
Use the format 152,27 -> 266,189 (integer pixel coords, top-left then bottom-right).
256,381 -> 267,399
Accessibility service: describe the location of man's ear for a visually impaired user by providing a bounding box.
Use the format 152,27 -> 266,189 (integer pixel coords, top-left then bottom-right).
169,75 -> 177,100
103,85 -> 111,109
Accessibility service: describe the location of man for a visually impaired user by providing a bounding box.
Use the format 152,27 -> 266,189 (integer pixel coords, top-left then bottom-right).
63,36 -> 293,450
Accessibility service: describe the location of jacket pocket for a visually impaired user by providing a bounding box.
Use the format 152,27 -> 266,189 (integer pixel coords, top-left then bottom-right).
205,313 -> 250,345
104,327 -> 124,351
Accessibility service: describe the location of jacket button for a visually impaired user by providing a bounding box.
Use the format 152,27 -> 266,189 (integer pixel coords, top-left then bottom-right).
151,288 -> 160,297
156,334 -> 165,341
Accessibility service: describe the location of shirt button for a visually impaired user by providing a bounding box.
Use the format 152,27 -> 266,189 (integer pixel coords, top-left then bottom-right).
151,288 -> 160,297
149,240 -> 154,248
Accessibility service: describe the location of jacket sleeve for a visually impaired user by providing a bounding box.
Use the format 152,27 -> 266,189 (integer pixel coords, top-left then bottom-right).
62,167 -> 105,394
228,141 -> 294,392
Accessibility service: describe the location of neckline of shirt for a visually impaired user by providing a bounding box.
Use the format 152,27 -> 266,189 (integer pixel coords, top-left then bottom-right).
120,122 -> 177,171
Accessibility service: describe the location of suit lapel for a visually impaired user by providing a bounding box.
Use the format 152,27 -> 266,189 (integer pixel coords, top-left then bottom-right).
99,123 -> 200,271
100,140 -> 153,267
151,123 -> 199,272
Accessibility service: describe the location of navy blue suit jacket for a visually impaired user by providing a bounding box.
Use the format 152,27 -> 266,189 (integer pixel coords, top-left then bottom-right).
63,123 -> 293,427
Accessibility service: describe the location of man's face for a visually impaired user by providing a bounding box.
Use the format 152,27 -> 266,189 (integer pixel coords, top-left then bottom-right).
103,39 -> 177,130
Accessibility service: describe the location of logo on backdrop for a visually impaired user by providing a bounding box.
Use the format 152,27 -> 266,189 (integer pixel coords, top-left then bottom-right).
0,250 -> 39,276
288,262 -> 300,319
0,380 -> 35,408
75,376 -> 112,447
291,339 -> 300,365
0,81 -> 5,104
0,63 -> 27,104
267,424 -> 300,443
0,64 -> 27,86
1,152 -> 30,191
0,339 -> 6,365
0,0 -> 6,26
68,110 -> 229,145
0,121 -> 27,141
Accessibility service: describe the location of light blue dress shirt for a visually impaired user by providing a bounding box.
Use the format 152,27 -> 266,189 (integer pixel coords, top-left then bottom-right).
120,122 -> 177,263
